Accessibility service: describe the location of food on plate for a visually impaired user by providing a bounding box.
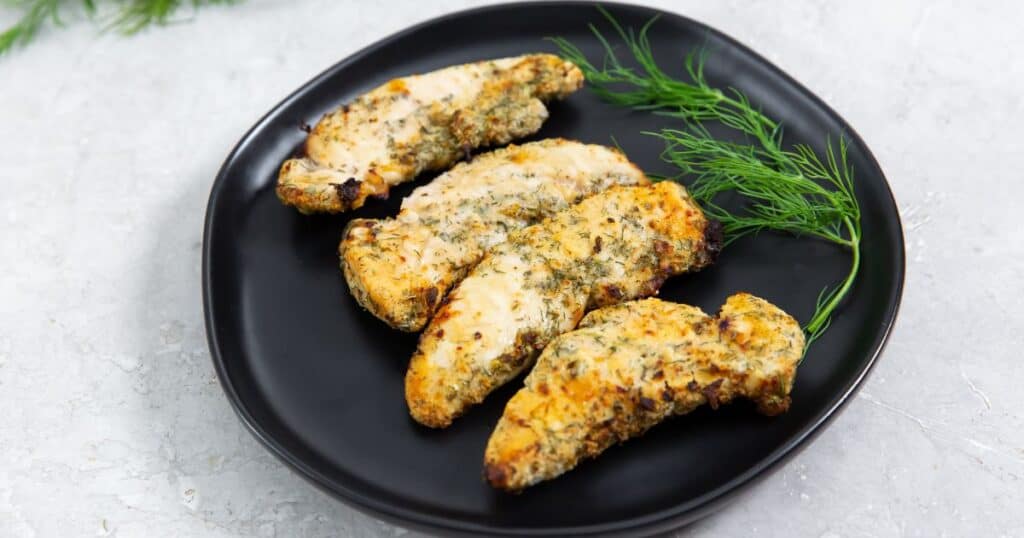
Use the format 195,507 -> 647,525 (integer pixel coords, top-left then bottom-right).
405,182 -> 722,428
556,13 -> 861,346
276,54 -> 584,213
483,293 -> 804,491
340,139 -> 649,332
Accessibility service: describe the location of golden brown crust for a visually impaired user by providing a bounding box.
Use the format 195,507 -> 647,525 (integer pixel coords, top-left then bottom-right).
276,54 -> 584,214
483,294 -> 804,491
338,139 -> 649,331
405,183 -> 718,428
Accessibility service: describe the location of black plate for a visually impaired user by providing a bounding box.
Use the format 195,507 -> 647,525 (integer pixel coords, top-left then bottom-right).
202,2 -> 904,535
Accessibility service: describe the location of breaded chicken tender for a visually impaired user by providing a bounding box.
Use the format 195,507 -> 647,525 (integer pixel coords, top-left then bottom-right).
277,54 -> 583,213
484,294 -> 804,491
406,182 -> 722,428
340,139 -> 648,331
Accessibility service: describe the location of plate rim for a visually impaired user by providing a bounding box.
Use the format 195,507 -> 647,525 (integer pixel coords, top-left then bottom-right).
202,2 -> 906,535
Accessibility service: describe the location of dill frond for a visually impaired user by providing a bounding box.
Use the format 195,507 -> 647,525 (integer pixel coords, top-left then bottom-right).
0,0 -> 63,54
552,7 -> 863,350
1,0 -> 240,54
106,0 -> 240,36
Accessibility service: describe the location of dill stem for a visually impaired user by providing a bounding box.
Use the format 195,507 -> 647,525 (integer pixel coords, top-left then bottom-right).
553,10 -> 864,351
713,90 -> 777,130
805,217 -> 860,335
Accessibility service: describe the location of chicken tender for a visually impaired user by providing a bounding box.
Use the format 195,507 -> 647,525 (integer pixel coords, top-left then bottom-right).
277,54 -> 583,213
340,139 -> 649,331
406,182 -> 722,428
484,294 -> 804,491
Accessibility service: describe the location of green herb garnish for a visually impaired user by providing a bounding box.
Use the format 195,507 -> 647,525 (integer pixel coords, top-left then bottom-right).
1,0 -> 240,55
551,7 -> 862,348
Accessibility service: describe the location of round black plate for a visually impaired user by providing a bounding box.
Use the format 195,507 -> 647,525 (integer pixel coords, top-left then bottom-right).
203,2 -> 904,536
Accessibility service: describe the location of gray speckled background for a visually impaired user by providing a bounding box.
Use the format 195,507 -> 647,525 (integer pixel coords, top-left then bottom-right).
2,1 -> 1022,536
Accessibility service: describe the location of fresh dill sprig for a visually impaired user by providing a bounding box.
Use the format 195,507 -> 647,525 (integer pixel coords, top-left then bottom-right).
548,7 -> 786,168
106,0 -> 241,36
0,0 -> 67,54
658,127 -> 861,345
552,7 -> 862,348
0,0 -> 240,55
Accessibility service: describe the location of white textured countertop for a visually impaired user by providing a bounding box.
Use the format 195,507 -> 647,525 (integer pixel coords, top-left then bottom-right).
2,1 -> 1022,536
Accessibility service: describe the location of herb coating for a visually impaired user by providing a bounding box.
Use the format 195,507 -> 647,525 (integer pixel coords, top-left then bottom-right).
340,139 -> 649,332
276,54 -> 583,213
405,182 -> 720,428
484,293 -> 804,491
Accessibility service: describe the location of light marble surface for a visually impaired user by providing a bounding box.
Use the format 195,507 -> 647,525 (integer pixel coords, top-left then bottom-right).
2,0 -> 1022,536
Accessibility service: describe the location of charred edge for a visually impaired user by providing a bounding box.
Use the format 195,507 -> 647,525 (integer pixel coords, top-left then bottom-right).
494,331 -> 545,370
484,462 -> 513,490
333,178 -> 361,208
604,284 -> 624,301
756,393 -> 792,416
431,306 -> 453,324
701,219 -> 724,264
498,350 -> 528,368
642,272 -> 668,297
702,379 -> 725,410
423,287 -> 439,309
521,331 -> 544,351
343,220 -> 376,242
757,376 -> 793,416
299,121 -> 312,133
653,239 -> 671,256
638,396 -> 657,411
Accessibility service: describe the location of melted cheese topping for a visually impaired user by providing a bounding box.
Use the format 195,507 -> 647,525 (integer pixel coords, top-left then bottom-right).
340,139 -> 648,331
